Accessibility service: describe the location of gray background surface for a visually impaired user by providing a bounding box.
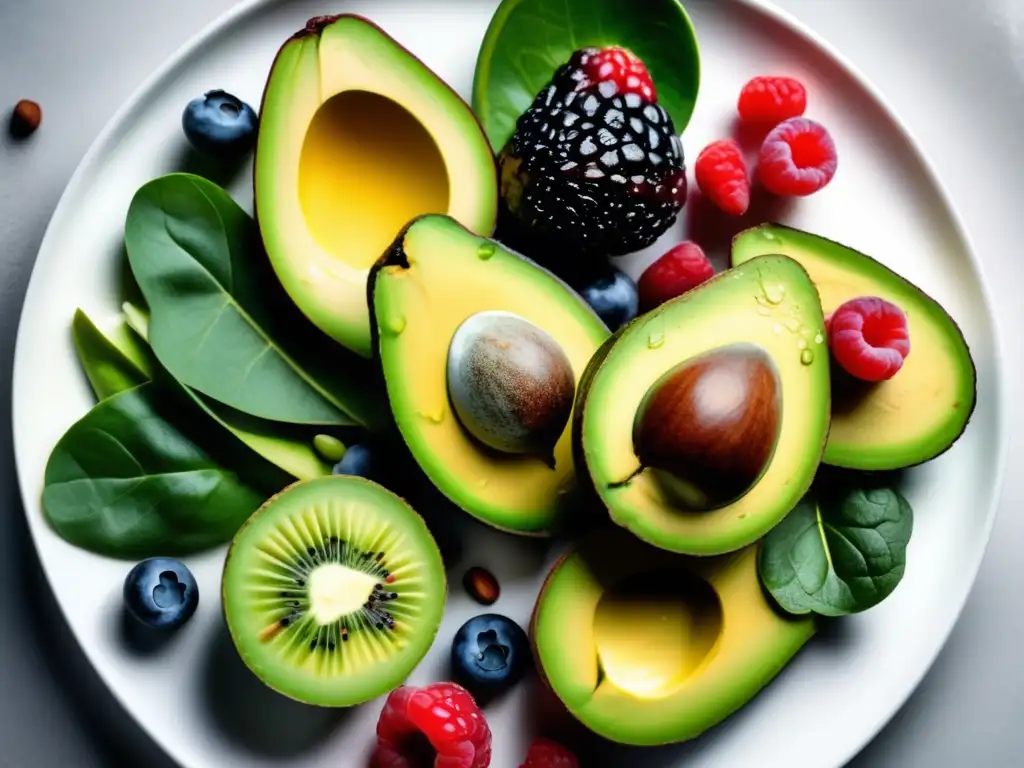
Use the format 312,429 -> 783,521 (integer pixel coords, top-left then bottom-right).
1,0 -> 1022,765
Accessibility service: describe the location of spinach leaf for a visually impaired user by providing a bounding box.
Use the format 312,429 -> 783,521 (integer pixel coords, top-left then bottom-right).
758,481 -> 914,617
72,309 -> 153,400
472,0 -> 701,152
42,381 -> 269,559
124,173 -> 386,429
120,302 -> 334,481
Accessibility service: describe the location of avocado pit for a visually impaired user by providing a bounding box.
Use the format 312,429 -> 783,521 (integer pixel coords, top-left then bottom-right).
632,343 -> 781,510
446,310 -> 576,465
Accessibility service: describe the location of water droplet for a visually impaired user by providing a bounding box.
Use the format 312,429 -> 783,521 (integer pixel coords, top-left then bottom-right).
773,324 -> 782,334
756,307 -> 772,317
762,283 -> 785,305
386,314 -> 407,334
418,408 -> 445,424
762,231 -> 778,242
814,333 -> 824,345
783,318 -> 802,333
738,513 -> 748,520
800,349 -> 815,365
797,339 -> 807,350
647,331 -> 665,349
477,243 -> 496,260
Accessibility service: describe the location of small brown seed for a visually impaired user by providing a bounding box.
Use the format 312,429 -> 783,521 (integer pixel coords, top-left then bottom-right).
10,99 -> 42,138
463,566 -> 500,605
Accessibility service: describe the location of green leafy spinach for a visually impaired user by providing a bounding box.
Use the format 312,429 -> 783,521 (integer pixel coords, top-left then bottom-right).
758,481 -> 914,617
472,0 -> 701,152
124,173 -> 386,429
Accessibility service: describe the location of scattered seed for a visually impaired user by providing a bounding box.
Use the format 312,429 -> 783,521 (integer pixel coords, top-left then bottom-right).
10,99 -> 41,138
463,566 -> 500,606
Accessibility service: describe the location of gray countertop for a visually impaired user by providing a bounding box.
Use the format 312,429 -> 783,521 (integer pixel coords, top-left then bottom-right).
2,0 -> 1022,765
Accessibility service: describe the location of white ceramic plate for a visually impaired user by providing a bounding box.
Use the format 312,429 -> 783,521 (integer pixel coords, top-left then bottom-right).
11,0 -> 1008,766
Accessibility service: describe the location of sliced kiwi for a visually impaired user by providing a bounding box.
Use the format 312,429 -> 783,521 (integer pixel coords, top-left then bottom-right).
221,475 -> 447,707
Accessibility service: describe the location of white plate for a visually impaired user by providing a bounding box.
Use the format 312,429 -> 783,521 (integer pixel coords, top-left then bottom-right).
10,0 -> 1008,766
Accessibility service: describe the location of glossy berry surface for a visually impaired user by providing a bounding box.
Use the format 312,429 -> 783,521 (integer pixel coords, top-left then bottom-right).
562,46 -> 657,101
828,296 -> 910,382
637,242 -> 715,313
576,265 -> 640,331
737,76 -> 807,124
332,442 -> 373,478
520,738 -> 579,768
123,558 -> 199,631
451,613 -> 531,697
372,682 -> 491,768
182,90 -> 258,160
695,138 -> 750,215
757,117 -> 838,197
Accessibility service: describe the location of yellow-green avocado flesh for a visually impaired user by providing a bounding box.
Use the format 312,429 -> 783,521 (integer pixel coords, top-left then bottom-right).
255,15 -> 498,358
732,223 -> 977,470
575,255 -> 831,555
531,529 -> 816,746
369,214 -> 609,535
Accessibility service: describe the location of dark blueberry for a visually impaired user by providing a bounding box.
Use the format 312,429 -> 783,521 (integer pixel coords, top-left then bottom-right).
182,90 -> 258,160
123,558 -> 199,631
451,613 -> 531,697
576,265 -> 639,331
332,442 -> 374,479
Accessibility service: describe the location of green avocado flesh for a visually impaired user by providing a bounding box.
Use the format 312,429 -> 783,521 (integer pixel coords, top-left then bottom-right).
531,529 -> 816,746
732,224 -> 977,470
255,14 -> 498,358
221,476 -> 446,707
576,255 -> 831,555
369,214 -> 609,535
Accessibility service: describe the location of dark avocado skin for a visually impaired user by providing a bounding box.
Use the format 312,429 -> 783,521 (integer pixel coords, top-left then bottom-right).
731,222 -> 978,470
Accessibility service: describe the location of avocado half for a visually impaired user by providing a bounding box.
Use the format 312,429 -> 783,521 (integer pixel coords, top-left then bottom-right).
254,15 -> 498,358
575,255 -> 832,555
530,528 -> 816,746
368,214 -> 610,535
732,223 -> 977,470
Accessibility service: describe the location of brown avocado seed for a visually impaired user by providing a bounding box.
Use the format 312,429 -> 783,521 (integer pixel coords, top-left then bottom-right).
632,343 -> 781,510
447,310 -> 575,466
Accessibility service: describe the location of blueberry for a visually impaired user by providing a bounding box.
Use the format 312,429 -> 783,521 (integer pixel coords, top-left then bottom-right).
332,443 -> 374,479
123,558 -> 199,631
451,613 -> 531,697
182,90 -> 258,160
577,265 -> 639,331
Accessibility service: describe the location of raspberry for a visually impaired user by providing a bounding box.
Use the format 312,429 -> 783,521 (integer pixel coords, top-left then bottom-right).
694,139 -> 750,215
827,297 -> 910,382
737,76 -> 807,124
372,683 -> 492,768
520,738 -> 579,768
757,117 -> 837,197
637,242 -> 715,313
561,46 -> 656,101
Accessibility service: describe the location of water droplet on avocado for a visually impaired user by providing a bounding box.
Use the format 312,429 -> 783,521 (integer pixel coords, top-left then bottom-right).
783,318 -> 802,333
477,243 -> 496,261
762,231 -> 778,242
417,408 -> 446,424
773,324 -> 782,334
800,349 -> 815,365
386,314 -> 407,335
756,306 -> 772,317
647,331 -> 665,349
797,339 -> 808,350
814,333 -> 824,345
760,282 -> 785,306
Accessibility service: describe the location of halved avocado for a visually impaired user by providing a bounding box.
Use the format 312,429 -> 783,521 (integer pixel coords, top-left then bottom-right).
732,223 -> 977,470
255,15 -> 498,358
369,214 -> 609,535
531,528 -> 816,746
575,255 -> 831,555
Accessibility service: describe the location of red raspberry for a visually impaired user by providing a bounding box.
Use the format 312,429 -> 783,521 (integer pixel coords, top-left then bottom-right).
372,683 -> 492,768
737,76 -> 807,124
694,139 -> 750,215
571,46 -> 656,101
520,738 -> 579,768
757,117 -> 838,196
827,296 -> 910,382
637,242 -> 715,313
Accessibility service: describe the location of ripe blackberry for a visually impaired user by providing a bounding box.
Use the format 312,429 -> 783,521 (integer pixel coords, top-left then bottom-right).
497,47 -> 686,262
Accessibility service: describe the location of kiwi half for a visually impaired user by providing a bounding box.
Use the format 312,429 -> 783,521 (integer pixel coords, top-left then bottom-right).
221,475 -> 447,707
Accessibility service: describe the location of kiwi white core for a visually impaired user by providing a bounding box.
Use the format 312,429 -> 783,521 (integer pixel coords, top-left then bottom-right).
308,565 -> 379,624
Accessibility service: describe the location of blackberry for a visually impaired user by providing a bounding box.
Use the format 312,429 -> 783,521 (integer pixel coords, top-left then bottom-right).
497,48 -> 686,263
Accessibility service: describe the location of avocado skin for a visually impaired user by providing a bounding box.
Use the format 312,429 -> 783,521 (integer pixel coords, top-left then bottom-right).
731,222 -> 978,470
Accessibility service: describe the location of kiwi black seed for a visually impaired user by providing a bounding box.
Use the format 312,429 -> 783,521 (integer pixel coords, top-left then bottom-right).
221,476 -> 447,708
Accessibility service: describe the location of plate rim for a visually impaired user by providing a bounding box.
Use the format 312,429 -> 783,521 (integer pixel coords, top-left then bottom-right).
10,0 -> 1011,766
